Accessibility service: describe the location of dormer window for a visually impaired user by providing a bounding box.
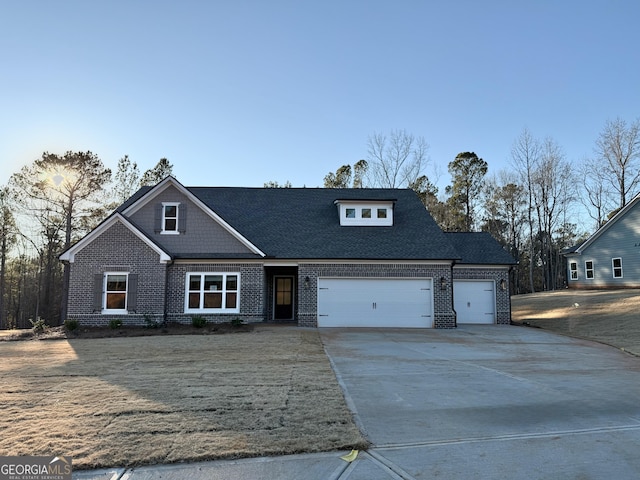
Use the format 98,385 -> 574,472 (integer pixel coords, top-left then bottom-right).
335,199 -> 394,226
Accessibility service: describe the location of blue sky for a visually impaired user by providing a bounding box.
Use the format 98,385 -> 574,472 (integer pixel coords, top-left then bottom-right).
1,0 -> 639,195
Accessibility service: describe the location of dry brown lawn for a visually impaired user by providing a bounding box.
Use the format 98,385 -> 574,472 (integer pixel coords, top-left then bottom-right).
511,289 -> 640,356
0,326 -> 368,469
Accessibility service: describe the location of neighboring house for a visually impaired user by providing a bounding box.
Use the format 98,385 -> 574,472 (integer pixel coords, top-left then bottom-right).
60,176 -> 515,328
564,193 -> 640,289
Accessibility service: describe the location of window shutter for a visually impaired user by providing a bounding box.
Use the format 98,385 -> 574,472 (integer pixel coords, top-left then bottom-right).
127,274 -> 138,313
178,203 -> 187,233
93,274 -> 104,312
154,204 -> 163,233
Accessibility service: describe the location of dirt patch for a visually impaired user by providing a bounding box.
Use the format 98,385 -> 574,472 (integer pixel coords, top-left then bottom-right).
0,325 -> 368,469
0,322 -> 254,341
511,289 -> 640,356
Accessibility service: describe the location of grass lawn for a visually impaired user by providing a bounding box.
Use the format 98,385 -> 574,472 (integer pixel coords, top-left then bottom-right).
511,289 -> 640,356
0,326 -> 368,469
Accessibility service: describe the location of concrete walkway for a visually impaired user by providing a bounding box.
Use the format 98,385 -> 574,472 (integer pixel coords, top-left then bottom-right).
75,326 -> 640,479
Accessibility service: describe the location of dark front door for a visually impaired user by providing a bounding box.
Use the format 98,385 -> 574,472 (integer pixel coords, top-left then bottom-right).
274,276 -> 294,320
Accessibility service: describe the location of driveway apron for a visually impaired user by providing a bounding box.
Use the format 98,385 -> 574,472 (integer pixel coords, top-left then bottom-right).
320,325 -> 640,479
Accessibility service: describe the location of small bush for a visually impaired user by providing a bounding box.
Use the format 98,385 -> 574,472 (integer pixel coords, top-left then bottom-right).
143,314 -> 162,329
29,317 -> 49,333
230,317 -> 244,328
108,318 -> 123,329
192,316 -> 207,328
64,319 -> 79,331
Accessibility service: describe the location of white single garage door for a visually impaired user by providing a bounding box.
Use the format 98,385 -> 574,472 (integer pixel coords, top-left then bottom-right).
317,278 -> 433,328
454,280 -> 495,324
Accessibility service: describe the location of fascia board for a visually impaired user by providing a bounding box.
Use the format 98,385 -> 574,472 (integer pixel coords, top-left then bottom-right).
60,213 -> 171,263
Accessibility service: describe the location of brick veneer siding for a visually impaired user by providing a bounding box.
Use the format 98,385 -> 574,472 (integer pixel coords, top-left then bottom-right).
452,267 -> 511,325
166,263 -> 265,324
297,263 -> 456,328
66,222 -> 167,326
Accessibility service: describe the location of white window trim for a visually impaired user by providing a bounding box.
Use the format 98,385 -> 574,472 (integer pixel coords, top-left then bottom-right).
336,201 -> 394,226
184,272 -> 241,314
103,272 -> 129,314
612,257 -> 623,278
585,261 -> 594,280
162,202 -> 180,235
569,261 -> 578,280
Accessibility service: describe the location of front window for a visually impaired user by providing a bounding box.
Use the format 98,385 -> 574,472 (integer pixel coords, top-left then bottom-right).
185,273 -> 239,312
361,208 -> 371,219
162,202 -> 179,233
612,258 -> 623,278
345,208 -> 356,219
569,262 -> 578,280
104,273 -> 128,312
585,261 -> 594,279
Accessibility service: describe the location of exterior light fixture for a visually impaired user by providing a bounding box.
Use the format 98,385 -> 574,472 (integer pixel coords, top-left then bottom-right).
440,276 -> 447,290
500,278 -> 507,291
304,276 -> 310,289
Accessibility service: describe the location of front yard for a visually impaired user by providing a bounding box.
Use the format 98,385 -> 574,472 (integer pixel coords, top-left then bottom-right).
511,289 -> 640,356
0,326 -> 367,469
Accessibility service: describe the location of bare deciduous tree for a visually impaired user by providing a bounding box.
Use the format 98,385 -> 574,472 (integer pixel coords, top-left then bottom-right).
581,156 -> 615,230
366,130 -> 429,188
511,128 -> 541,293
595,117 -> 640,209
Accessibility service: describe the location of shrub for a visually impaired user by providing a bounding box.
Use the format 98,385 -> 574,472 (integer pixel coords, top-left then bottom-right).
192,316 -> 207,328
108,318 -> 123,329
64,319 -> 79,331
143,314 -> 162,329
230,317 -> 244,328
29,317 -> 49,333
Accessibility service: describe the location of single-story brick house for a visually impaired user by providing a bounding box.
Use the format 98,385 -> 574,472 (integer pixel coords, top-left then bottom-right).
60,176 -> 516,328
564,193 -> 640,288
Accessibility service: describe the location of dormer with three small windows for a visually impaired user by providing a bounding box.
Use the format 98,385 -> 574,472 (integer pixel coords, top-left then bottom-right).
334,199 -> 395,226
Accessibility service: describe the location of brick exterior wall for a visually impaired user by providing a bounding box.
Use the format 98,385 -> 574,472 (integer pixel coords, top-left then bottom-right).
166,263 -> 265,324
66,222 -> 167,326
297,263 -> 456,328
453,267 -> 511,325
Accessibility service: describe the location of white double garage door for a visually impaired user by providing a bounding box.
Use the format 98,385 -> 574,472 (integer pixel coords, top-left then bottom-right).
317,278 -> 495,328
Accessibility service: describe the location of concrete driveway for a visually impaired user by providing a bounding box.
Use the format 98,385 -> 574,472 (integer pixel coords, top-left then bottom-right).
320,325 -> 640,479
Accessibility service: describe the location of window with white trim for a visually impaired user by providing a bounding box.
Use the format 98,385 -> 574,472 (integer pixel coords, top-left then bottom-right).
185,273 -> 240,313
569,261 -> 578,280
585,261 -> 594,279
612,257 -> 623,278
104,273 -> 128,313
162,202 -> 179,234
336,200 -> 394,226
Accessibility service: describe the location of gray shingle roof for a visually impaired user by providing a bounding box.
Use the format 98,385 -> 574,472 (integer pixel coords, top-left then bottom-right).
188,187 -> 460,260
445,232 -> 516,265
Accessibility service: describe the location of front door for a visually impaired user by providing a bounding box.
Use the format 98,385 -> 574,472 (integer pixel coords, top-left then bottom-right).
274,276 -> 294,320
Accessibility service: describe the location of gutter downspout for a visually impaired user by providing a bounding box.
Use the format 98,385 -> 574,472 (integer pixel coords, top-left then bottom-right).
163,259 -> 173,325
451,259 -> 457,328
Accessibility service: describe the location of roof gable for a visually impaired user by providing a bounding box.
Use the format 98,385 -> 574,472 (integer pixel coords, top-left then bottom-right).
569,192 -> 640,255
120,177 -> 265,257
59,213 -> 171,263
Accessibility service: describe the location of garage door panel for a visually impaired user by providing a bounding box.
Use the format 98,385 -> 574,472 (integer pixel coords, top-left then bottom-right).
454,280 -> 495,324
318,278 -> 433,328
